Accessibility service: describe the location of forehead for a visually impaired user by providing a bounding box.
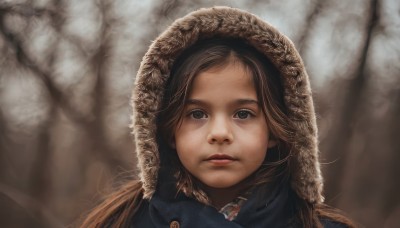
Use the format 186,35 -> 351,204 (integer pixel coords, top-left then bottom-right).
189,61 -> 256,100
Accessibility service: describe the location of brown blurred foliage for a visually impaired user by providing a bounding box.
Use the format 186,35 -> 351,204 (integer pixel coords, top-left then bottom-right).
0,0 -> 399,227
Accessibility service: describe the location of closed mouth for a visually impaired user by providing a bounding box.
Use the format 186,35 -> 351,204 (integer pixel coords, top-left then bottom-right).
206,154 -> 236,161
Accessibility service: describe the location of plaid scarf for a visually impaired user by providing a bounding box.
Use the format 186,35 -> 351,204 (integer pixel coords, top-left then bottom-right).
218,196 -> 248,221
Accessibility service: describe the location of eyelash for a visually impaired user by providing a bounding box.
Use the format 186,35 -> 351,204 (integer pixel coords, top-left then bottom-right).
233,110 -> 254,119
187,109 -> 255,120
189,110 -> 208,119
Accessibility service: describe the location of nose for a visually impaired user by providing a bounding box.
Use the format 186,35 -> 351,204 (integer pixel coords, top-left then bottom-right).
207,115 -> 233,144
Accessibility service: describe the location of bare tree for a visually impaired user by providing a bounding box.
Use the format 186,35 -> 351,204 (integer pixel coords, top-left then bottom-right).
0,0 -> 399,227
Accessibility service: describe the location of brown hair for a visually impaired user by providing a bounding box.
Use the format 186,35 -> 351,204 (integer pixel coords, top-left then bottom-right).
80,180 -> 143,227
80,38 -> 356,228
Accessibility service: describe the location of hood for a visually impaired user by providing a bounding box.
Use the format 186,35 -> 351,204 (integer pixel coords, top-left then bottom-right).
131,6 -> 323,204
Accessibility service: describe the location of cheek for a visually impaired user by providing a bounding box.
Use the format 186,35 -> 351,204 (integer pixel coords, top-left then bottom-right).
175,143 -> 197,170
241,126 -> 270,148
174,131 -> 198,159
246,135 -> 269,163
175,122 -> 203,146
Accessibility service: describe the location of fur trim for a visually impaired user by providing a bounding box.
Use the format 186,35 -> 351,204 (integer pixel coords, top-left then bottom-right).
131,6 -> 324,204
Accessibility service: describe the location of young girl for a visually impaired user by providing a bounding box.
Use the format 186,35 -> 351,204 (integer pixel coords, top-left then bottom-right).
82,6 -> 356,228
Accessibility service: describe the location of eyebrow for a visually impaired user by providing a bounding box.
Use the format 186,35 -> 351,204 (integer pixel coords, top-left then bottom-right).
186,99 -> 259,106
236,99 -> 259,105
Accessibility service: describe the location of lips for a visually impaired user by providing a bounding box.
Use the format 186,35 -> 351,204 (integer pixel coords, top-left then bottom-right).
206,154 -> 235,160
205,154 -> 236,165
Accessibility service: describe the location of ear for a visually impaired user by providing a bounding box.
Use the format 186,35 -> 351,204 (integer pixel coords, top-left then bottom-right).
267,138 -> 278,148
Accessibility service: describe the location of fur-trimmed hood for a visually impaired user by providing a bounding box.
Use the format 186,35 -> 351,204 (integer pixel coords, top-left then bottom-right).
131,6 -> 323,204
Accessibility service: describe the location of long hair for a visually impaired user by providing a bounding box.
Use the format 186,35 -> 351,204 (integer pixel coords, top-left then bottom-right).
80,38 -> 356,228
79,180 -> 143,228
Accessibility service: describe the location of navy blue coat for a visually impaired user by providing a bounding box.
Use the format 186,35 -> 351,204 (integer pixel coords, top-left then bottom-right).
129,180 -> 347,228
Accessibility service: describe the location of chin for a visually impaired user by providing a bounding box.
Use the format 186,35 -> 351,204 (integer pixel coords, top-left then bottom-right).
203,181 -> 239,189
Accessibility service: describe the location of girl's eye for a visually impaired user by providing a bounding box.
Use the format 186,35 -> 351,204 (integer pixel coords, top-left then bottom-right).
190,110 -> 207,119
234,110 -> 252,119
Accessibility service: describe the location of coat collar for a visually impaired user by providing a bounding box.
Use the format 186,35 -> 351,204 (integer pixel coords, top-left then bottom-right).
234,181 -> 294,227
148,179 -> 294,227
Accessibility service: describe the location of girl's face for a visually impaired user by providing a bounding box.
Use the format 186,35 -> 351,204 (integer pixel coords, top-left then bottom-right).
174,61 -> 276,196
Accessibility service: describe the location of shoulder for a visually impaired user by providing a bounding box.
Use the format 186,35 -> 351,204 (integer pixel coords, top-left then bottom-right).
129,199 -> 155,228
320,219 -> 349,228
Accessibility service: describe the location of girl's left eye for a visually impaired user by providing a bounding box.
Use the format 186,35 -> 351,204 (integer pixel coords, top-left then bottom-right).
234,110 -> 253,119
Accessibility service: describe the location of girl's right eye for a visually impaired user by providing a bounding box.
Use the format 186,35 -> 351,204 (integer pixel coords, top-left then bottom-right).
190,110 -> 207,119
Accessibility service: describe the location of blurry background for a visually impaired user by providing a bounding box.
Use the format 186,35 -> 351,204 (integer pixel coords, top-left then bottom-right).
0,0 -> 399,227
